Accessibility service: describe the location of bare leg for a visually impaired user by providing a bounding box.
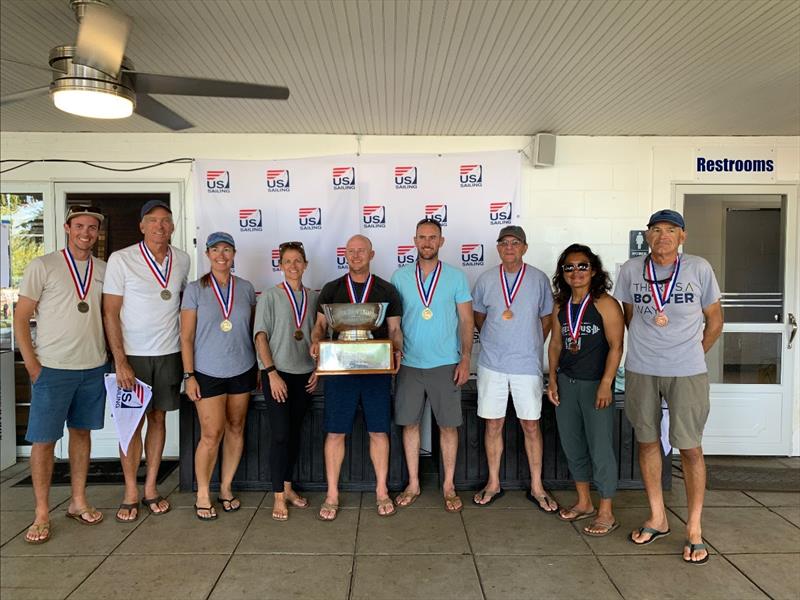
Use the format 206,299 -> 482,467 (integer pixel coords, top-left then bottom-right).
396,423 -> 421,505
117,419 -> 145,521
680,447 -> 708,562
194,396 -> 225,518
142,409 -> 169,513
440,426 -> 461,511
219,392 -> 249,511
66,429 -> 101,522
320,433 -> 345,520
27,442 -> 55,541
630,441 -> 669,543
474,418 -> 503,504
520,418 -> 557,511
369,432 -> 393,514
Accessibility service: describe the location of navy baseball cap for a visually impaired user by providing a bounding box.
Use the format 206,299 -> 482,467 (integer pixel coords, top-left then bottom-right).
206,231 -> 236,249
647,209 -> 685,229
140,200 -> 172,220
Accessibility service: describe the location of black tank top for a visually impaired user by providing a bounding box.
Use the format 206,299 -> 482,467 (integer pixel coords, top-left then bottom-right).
557,299 -> 609,380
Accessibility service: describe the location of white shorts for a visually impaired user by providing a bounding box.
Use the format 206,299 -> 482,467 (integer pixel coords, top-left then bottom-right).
476,365 -> 543,421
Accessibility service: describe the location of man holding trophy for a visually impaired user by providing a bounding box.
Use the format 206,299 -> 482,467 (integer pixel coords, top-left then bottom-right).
310,235 -> 403,520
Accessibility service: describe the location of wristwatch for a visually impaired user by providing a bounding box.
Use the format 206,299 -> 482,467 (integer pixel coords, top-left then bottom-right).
183,372 -> 195,380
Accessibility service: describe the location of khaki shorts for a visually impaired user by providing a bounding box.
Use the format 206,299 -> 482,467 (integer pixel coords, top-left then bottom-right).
395,364 -> 462,427
625,371 -> 710,449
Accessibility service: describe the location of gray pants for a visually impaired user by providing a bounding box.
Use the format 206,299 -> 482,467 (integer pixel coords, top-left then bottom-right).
555,373 -> 618,499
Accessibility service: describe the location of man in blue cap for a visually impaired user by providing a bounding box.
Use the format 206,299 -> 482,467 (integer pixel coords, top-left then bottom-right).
614,209 -> 723,565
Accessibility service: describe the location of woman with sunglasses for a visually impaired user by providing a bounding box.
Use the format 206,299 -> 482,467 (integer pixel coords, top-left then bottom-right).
547,243 -> 624,536
253,241 -> 318,521
180,232 -> 258,521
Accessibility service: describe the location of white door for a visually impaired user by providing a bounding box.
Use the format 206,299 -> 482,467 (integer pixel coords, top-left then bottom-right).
678,184 -> 798,455
54,181 -> 186,459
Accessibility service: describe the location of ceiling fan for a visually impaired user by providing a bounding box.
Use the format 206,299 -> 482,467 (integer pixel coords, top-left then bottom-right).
0,0 -> 290,130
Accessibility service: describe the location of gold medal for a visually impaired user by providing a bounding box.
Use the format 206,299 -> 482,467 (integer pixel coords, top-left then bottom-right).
422,307 -> 433,320
502,309 -> 513,320
568,341 -> 579,354
77,301 -> 89,313
654,312 -> 669,327
220,319 -> 233,332
294,329 -> 304,341
160,289 -> 172,301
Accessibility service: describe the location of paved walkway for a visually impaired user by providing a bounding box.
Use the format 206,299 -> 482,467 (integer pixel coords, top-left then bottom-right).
1,457 -> 798,599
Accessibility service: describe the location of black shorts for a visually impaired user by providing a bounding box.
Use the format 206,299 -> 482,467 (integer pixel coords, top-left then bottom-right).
195,364 -> 258,398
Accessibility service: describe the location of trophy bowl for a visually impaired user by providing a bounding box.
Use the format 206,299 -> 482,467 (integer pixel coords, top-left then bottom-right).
322,302 -> 388,341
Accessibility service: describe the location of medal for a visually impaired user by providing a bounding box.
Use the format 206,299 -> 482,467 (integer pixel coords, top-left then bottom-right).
346,273 -> 374,304
500,264 -> 526,321
415,261 -> 442,321
61,248 -> 93,314
210,275 -> 235,334
566,293 -> 592,354
139,241 -> 173,300
281,281 -> 307,341
646,254 -> 681,327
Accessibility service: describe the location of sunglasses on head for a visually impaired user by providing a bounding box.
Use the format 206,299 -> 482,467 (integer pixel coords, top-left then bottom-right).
279,241 -> 304,250
561,262 -> 591,272
67,205 -> 101,216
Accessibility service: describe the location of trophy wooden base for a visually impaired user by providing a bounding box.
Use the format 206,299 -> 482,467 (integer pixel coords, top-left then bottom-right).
317,339 -> 394,375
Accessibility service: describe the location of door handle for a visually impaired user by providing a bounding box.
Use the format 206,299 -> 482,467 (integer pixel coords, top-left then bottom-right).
789,313 -> 797,350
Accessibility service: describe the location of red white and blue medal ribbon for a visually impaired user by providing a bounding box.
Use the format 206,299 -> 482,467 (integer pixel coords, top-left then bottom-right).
281,281 -> 307,330
210,275 -> 235,321
647,254 -> 681,314
567,293 -> 592,347
61,247 -> 93,301
500,264 -> 526,310
346,273 -> 374,304
138,241 -> 172,290
415,261 -> 442,309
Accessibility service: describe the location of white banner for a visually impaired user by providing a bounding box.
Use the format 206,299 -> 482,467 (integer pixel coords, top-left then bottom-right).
105,375 -> 152,455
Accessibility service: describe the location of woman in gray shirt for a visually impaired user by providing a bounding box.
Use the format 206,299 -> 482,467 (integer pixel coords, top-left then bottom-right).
254,242 -> 319,521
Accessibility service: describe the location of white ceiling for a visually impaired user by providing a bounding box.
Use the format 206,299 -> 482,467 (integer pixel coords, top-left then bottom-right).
1,0 -> 798,135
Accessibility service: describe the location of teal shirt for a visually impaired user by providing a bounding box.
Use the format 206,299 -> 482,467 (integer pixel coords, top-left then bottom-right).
391,261 -> 472,368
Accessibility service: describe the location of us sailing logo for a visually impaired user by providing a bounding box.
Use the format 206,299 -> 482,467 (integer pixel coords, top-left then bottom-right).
459,164 -> 483,187
489,202 -> 512,225
271,249 -> 281,272
397,245 -> 417,266
332,167 -> 356,190
336,246 -> 348,270
266,169 -> 290,192
298,207 -> 322,230
206,170 -> 230,193
424,204 -> 448,227
120,382 -> 146,408
394,166 -> 418,189
461,243 -> 485,267
239,208 -> 263,232
362,205 -> 386,228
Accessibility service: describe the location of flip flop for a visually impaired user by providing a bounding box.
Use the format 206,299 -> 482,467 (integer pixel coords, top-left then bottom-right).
272,506 -> 289,522
629,526 -> 671,545
683,541 -> 710,565
473,488 -> 505,506
24,522 -> 51,544
444,493 -> 463,513
557,507 -> 597,522
394,490 -> 421,507
376,497 -> 397,517
65,506 -> 103,525
317,501 -> 339,522
583,519 -> 620,537
194,504 -> 217,521
142,496 -> 171,516
526,490 -> 559,514
217,496 -> 241,513
114,502 -> 139,523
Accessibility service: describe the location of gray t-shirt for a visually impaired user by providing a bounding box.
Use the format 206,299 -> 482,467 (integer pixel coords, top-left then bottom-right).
181,276 -> 257,378
614,253 -> 721,377
253,284 -> 319,374
472,263 -> 553,376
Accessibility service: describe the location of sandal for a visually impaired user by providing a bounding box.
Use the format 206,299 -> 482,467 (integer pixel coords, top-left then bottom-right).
526,490 -> 559,514
683,541 -> 710,565
444,493 -> 463,513
65,506 -> 103,525
473,488 -> 505,506
377,497 -> 397,517
317,501 -> 339,522
194,504 -> 217,521
558,507 -> 597,522
24,522 -> 51,544
217,496 -> 241,513
115,502 -> 139,523
629,526 -> 671,545
142,495 -> 171,516
394,490 -> 420,507
583,519 -> 620,537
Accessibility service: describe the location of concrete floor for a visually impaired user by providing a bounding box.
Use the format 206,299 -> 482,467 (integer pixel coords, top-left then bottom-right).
1,457 -> 798,600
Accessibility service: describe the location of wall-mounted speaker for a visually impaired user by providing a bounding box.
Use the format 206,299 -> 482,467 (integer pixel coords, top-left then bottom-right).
532,133 -> 556,168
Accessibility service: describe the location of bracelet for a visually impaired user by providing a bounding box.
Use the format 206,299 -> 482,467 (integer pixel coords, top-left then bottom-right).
264,366 -> 277,374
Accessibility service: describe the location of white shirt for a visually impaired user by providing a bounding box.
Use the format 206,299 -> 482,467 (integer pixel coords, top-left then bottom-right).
103,243 -> 190,356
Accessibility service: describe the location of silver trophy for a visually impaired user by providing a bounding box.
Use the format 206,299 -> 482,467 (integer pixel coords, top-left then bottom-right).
317,302 -> 394,374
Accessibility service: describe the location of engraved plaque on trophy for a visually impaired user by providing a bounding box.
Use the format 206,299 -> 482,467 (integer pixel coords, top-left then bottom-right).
316,302 -> 394,375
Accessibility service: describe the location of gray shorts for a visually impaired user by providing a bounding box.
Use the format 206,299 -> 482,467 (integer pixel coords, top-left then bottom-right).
126,352 -> 182,412
395,364 -> 462,427
625,371 -> 710,449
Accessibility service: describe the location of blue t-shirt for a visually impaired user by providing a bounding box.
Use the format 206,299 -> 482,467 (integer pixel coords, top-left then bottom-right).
391,261 -> 472,368
472,263 -> 553,376
181,276 -> 257,378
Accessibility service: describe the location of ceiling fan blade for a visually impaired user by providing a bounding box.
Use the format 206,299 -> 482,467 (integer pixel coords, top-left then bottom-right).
132,72 -> 290,100
0,86 -> 50,106
0,57 -> 59,74
74,2 -> 131,76
135,93 -> 193,130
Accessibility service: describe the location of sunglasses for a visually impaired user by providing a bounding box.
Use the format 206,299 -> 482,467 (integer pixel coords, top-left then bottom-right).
67,205 -> 102,216
279,241 -> 304,250
561,262 -> 591,272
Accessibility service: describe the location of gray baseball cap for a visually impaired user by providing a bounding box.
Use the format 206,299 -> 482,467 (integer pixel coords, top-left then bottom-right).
496,225 -> 527,244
